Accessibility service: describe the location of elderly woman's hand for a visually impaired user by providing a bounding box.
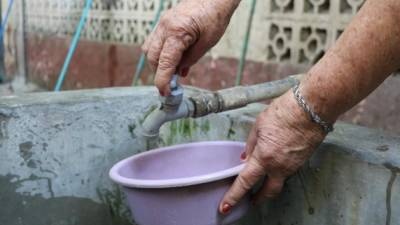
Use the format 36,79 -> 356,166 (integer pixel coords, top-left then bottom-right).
219,91 -> 327,214
142,0 -> 240,96
216,0 -> 400,214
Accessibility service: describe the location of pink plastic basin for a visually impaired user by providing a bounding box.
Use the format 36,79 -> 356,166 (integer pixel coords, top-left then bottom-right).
109,141 -> 250,225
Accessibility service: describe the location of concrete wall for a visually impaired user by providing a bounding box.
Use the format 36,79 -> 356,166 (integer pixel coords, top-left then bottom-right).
0,86 -> 399,225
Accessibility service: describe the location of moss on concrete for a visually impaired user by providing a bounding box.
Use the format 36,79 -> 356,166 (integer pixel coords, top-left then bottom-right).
200,120 -> 210,133
97,186 -> 132,224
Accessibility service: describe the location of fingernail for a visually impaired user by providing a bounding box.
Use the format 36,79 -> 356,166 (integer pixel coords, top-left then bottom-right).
240,152 -> 246,160
222,203 -> 232,214
181,67 -> 190,77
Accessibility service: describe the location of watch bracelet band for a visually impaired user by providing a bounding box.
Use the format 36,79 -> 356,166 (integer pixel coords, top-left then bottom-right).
292,83 -> 334,133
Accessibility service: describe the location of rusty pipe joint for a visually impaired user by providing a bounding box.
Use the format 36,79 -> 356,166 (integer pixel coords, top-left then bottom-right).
190,74 -> 302,117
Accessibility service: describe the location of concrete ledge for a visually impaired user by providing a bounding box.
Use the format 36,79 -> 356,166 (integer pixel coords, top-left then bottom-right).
0,87 -> 399,225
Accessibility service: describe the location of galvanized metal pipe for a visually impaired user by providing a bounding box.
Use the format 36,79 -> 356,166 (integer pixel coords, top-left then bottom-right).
190,74 -> 303,117
140,74 -> 303,138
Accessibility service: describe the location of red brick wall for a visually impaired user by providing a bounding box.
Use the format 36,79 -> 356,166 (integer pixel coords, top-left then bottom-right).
25,34 -> 307,91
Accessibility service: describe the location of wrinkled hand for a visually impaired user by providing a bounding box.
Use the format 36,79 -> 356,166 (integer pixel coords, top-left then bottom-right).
219,91 -> 327,214
142,0 -> 240,96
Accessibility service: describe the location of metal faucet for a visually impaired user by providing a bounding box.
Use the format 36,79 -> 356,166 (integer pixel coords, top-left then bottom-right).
141,75 -> 194,138
140,74 -> 303,138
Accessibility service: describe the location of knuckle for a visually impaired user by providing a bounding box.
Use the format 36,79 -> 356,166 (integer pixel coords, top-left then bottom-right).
179,34 -> 193,49
276,155 -> 295,173
269,161 -> 295,180
165,37 -> 187,52
247,161 -> 265,177
255,148 -> 294,176
257,150 -> 274,163
147,56 -> 158,67
161,14 -> 198,45
158,57 -> 175,71
236,175 -> 253,191
147,48 -> 160,60
158,47 -> 182,70
260,179 -> 284,199
177,16 -> 198,39
268,156 -> 287,171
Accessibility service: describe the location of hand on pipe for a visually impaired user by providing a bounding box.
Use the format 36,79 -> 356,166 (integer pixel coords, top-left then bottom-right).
142,0 -> 241,96
219,91 -> 326,214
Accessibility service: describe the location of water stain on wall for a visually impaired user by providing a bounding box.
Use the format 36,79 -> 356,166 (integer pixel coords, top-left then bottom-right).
19,141 -> 33,161
0,113 -> 11,140
384,163 -> 400,225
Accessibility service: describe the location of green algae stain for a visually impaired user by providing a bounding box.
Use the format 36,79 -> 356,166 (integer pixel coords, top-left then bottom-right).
192,120 -> 199,130
200,120 -> 210,133
97,186 -> 132,224
166,121 -> 178,145
179,119 -> 192,138
164,119 -> 196,145
128,124 -> 136,138
163,119 -> 215,145
228,128 -> 236,140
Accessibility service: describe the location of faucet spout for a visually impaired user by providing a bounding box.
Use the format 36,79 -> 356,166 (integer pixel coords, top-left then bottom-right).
140,98 -> 194,138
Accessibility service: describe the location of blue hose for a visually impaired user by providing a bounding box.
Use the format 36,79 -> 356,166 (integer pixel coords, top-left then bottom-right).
132,0 -> 165,86
0,0 -> 14,82
54,0 -> 93,91
0,0 -> 14,38
235,0 -> 257,86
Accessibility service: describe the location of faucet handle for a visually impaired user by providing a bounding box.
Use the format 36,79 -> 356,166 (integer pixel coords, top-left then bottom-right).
160,74 -> 183,110
170,75 -> 179,90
